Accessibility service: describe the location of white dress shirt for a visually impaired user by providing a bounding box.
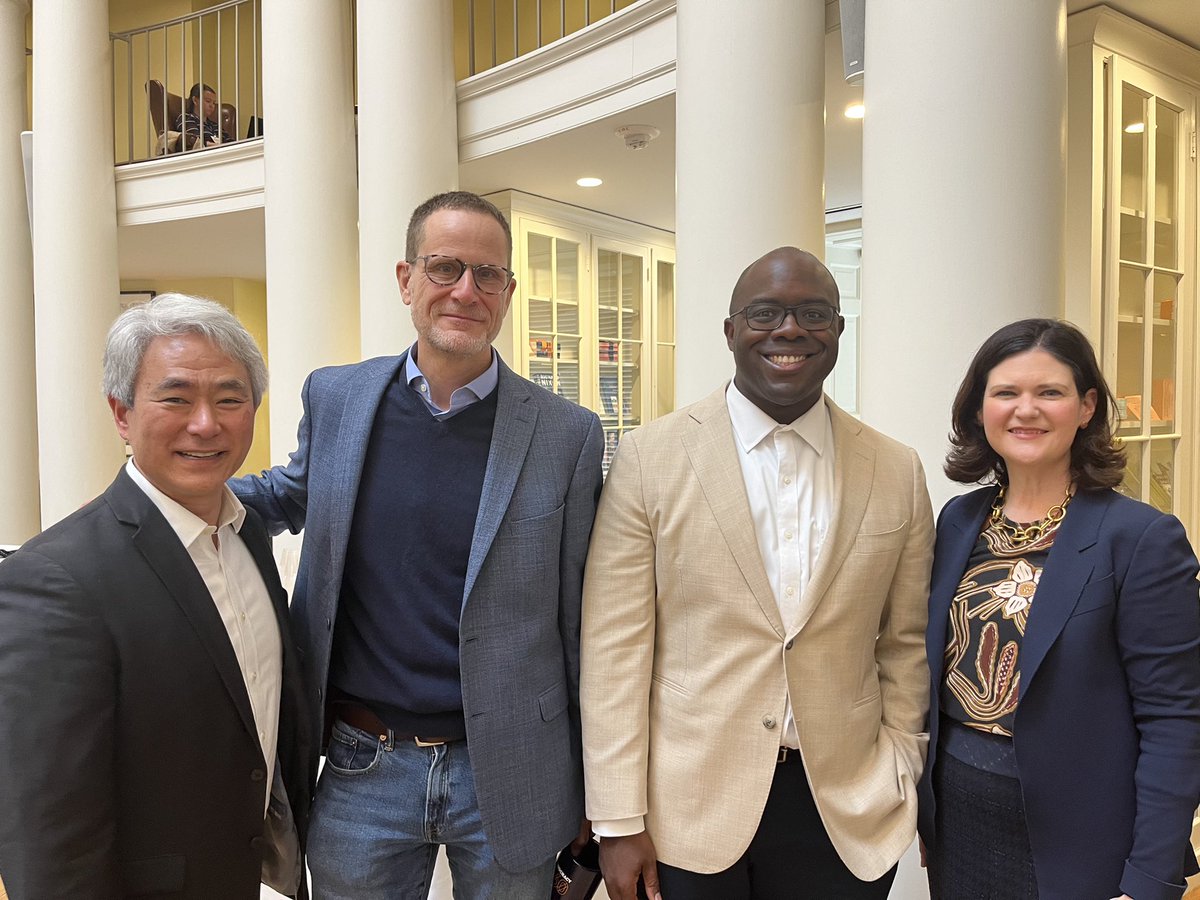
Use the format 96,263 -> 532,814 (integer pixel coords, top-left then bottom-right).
126,460 -> 282,812
592,384 -> 836,839
726,381 -> 835,748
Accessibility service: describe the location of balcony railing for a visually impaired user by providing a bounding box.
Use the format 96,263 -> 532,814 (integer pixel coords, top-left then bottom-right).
111,0 -> 262,165
456,0 -> 640,78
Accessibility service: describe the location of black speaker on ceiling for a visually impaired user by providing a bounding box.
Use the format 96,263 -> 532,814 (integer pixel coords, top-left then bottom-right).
840,0 -> 865,85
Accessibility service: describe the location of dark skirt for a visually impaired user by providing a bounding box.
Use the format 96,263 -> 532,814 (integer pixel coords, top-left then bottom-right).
928,751 -> 1039,899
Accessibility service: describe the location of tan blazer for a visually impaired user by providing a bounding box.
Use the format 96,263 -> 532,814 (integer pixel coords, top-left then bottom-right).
580,389 -> 934,880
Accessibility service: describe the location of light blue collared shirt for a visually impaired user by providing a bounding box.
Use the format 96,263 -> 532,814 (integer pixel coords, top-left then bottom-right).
404,344 -> 499,420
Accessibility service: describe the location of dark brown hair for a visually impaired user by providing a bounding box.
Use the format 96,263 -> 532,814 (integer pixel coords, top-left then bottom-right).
404,191 -> 512,263
945,318 -> 1125,489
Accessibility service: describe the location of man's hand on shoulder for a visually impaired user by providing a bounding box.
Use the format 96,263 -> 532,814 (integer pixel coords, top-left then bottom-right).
599,831 -> 662,900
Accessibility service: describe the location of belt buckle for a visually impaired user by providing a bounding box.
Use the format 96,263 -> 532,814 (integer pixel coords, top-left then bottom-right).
414,735 -> 446,747
777,746 -> 790,763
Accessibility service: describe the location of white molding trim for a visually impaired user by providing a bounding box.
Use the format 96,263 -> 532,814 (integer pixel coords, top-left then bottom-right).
457,0 -> 675,99
115,140 -> 265,225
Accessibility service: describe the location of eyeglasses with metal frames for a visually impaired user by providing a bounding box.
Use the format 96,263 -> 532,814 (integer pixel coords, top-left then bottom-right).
729,302 -> 839,332
412,255 -> 514,295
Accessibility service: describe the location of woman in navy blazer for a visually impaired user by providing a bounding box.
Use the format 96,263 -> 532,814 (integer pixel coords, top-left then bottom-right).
918,319 -> 1200,900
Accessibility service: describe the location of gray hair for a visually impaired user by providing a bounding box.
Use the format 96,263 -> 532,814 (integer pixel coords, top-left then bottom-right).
103,292 -> 268,407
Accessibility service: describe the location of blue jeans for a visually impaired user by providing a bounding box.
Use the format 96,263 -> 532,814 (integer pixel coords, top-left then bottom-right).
308,719 -> 555,900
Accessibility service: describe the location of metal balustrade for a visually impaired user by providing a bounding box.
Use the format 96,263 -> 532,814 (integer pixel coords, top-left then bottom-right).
111,0 -> 261,165
458,0 -> 639,77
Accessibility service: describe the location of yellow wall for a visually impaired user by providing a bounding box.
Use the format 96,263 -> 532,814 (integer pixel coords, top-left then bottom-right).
118,278 -> 271,477
454,0 -> 640,78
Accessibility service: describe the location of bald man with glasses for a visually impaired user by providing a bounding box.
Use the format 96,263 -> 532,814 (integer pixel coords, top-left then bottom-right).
581,247 -> 935,900
233,191 -> 603,899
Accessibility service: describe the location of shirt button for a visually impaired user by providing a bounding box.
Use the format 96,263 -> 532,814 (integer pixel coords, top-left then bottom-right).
420,384 -> 428,393
785,586 -> 795,597
783,476 -> 792,485
784,530 -> 793,541
762,715 -> 777,730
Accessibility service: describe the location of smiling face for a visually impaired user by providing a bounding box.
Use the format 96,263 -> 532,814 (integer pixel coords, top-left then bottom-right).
109,333 -> 256,525
724,248 -> 844,423
395,209 -> 514,373
980,348 -> 1097,484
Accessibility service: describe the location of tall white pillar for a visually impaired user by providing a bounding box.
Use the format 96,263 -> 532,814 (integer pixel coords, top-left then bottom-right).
0,0 -> 39,542
861,1 -> 1067,509
675,0 -> 826,406
356,0 -> 457,360
261,0 -> 360,464
31,0 -> 125,528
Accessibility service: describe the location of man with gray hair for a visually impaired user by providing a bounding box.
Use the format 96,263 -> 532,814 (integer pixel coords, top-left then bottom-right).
0,293 -> 312,899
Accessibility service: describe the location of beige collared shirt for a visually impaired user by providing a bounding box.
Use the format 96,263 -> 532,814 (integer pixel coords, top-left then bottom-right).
125,460 -> 282,812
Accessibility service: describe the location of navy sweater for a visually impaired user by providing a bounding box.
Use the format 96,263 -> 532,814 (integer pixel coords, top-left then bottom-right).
328,377 -> 496,737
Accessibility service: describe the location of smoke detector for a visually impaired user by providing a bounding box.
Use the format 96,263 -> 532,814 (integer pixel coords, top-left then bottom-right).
615,125 -> 660,150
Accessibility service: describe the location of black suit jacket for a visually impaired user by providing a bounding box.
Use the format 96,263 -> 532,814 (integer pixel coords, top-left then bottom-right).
0,468 -> 313,899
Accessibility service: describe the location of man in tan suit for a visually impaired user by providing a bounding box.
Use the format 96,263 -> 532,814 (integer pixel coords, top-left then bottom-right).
580,247 -> 934,899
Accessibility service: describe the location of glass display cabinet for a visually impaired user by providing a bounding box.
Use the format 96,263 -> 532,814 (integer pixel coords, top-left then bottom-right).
1104,57 -> 1192,515
487,191 -> 675,471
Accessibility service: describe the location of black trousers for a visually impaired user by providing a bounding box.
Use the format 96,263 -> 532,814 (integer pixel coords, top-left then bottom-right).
641,756 -> 898,900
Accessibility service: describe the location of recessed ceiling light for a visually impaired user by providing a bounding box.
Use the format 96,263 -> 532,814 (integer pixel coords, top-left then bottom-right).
845,102 -> 865,119
576,177 -> 603,188
1124,122 -> 1145,133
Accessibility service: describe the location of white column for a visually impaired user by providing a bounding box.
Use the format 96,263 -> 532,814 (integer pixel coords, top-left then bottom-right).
0,0 -> 38,542
674,0 -> 826,406
260,0 -> 360,464
356,0 -> 457,360
861,1 -> 1066,510
31,0 -> 125,528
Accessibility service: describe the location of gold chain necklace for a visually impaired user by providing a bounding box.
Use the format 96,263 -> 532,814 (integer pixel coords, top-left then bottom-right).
988,485 -> 1072,547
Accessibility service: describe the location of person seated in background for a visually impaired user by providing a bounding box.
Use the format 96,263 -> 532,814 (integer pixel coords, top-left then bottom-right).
175,82 -> 232,148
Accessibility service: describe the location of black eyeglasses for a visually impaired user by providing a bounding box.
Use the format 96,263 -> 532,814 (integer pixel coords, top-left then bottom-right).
412,255 -> 514,295
729,302 -> 839,332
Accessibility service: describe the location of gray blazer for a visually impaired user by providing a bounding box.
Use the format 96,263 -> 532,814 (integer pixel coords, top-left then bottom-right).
232,352 -> 603,872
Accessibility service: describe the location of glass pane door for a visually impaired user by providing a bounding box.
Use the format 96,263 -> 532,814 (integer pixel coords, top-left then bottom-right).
596,245 -> 645,472
1105,58 -> 1188,514
525,229 -> 582,404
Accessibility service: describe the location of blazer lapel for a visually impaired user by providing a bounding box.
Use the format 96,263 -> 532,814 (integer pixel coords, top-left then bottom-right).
681,390 -> 783,637
463,362 -> 537,606
926,488 -> 994,686
106,470 -> 259,741
1019,490 -> 1104,692
325,355 -> 406,577
794,402 -> 871,634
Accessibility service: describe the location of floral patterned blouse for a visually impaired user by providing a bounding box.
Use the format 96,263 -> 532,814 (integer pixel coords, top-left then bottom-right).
940,518 -> 1060,737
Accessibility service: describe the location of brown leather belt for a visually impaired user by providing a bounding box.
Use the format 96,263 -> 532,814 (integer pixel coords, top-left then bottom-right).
335,703 -> 459,747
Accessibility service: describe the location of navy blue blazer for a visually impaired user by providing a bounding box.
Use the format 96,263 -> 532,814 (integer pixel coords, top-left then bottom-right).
917,485 -> 1200,900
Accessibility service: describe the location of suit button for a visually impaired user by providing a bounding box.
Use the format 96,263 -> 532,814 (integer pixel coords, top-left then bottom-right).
762,715 -> 777,730
250,836 -> 265,851
785,639 -> 794,651
251,769 -> 266,782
